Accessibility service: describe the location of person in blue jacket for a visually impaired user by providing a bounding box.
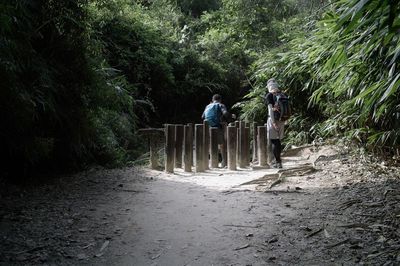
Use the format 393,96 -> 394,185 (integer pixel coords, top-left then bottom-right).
202,94 -> 235,167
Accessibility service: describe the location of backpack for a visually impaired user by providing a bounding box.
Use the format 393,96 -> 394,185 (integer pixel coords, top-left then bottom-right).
273,92 -> 291,121
203,102 -> 222,127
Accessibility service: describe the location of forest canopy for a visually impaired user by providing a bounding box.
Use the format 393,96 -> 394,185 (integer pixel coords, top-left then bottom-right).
1,0 -> 399,179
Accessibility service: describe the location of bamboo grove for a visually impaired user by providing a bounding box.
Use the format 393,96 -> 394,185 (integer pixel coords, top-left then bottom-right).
241,0 -> 400,154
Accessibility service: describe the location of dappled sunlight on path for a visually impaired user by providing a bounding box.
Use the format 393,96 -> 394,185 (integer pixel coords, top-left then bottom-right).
148,167 -> 276,191
139,145 -> 334,192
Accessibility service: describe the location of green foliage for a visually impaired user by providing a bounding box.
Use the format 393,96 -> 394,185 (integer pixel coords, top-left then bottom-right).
237,7 -> 325,122
308,0 -> 400,149
1,0 -> 91,174
90,1 -> 175,123
1,0 -> 250,178
176,0 -> 221,17
193,0 -> 303,108
91,0 -> 234,124
239,0 -> 400,151
0,0 -> 144,178
7,0 -> 398,178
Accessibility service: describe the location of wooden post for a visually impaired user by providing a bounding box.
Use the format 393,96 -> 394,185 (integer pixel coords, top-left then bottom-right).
244,126 -> 250,167
210,127 -> 219,168
175,124 -> 184,168
195,124 -> 204,172
239,121 -> 246,168
138,128 -> 165,170
221,122 -> 227,167
235,121 -> 239,166
183,125 -> 192,172
165,124 -> 175,173
187,123 -> 194,166
203,121 -> 210,170
149,135 -> 158,169
227,125 -> 237,170
252,122 -> 258,164
257,126 -> 268,166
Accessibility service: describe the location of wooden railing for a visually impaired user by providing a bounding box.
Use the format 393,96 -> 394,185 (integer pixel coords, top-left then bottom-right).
139,122 -> 271,173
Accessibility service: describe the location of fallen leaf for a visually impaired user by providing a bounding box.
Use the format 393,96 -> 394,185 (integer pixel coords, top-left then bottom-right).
376,235 -> 386,243
99,240 -> 110,253
267,237 -> 278,243
324,229 -> 331,238
306,227 -> 323,238
234,244 -> 250,250
151,253 -> 162,260
77,253 -> 88,260
81,243 -> 95,249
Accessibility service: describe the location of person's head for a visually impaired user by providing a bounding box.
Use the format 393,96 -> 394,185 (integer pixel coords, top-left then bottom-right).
267,78 -> 280,94
212,94 -> 222,102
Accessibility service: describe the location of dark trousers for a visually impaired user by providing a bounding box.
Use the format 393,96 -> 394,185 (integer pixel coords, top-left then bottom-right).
270,139 -> 282,163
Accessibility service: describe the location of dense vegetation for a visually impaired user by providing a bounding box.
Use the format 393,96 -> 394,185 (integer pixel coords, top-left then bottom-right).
1,0 -> 399,179
240,0 -> 400,153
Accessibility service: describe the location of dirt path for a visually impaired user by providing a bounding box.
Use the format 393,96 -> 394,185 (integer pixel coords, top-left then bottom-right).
1,145 -> 399,265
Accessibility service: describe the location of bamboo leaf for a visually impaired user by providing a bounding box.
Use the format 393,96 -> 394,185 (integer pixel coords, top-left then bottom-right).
337,0 -> 371,29
388,63 -> 396,78
379,73 -> 400,103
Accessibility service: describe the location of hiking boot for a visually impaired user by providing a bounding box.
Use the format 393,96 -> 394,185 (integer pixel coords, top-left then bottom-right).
277,162 -> 282,168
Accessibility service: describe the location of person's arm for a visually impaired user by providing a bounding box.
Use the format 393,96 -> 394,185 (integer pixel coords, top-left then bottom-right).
268,104 -> 276,123
219,103 -> 236,121
266,93 -> 277,127
220,104 -> 228,117
201,105 -> 207,120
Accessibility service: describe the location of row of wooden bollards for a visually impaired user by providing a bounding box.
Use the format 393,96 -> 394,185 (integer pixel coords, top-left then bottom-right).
141,121 -> 271,173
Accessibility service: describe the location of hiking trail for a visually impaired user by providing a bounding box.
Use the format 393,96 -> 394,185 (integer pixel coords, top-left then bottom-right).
1,145 -> 399,265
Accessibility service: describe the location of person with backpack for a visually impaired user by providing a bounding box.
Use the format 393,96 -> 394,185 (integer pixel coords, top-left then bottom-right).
202,94 -> 235,167
264,78 -> 290,168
